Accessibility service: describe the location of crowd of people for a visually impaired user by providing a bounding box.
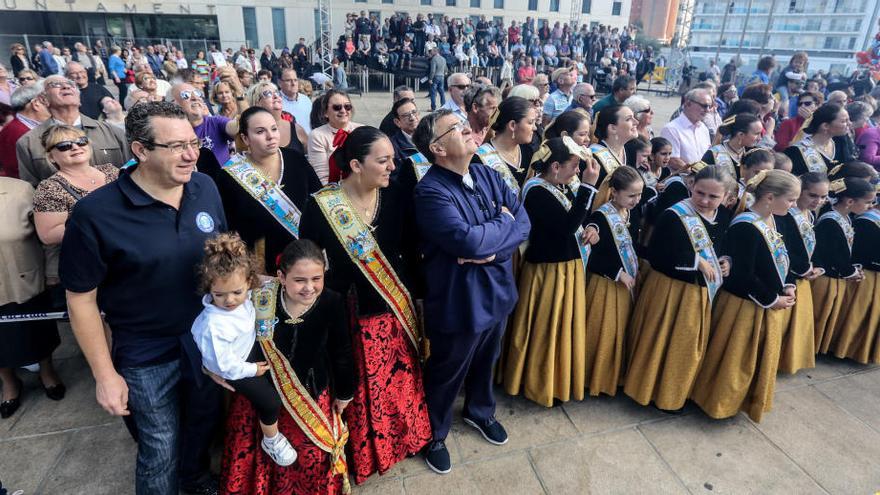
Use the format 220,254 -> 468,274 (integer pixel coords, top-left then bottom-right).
0,22 -> 879,495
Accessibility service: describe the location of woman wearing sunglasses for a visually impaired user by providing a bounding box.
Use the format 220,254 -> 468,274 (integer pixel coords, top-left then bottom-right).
773,91 -> 823,152
245,81 -> 308,156
307,89 -> 363,184
32,125 -> 118,248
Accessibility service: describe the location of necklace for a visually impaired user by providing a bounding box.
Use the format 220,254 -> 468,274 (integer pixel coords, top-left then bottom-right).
342,181 -> 379,225
60,168 -> 97,186
492,140 -> 522,170
280,293 -> 316,325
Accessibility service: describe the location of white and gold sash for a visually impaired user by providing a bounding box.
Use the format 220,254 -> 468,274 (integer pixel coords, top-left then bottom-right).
521,177 -> 591,273
476,143 -> 521,193
223,153 -> 302,238
731,211 -> 790,286
410,152 -> 432,182
597,202 -> 639,284
669,200 -> 723,301
817,209 -> 854,253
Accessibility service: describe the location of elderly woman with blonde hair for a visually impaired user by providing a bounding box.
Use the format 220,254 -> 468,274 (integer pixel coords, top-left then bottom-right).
624,94 -> 655,140
244,80 -> 308,155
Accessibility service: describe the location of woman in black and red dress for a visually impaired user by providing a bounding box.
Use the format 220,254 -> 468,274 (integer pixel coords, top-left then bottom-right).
220,239 -> 355,495
300,126 -> 432,483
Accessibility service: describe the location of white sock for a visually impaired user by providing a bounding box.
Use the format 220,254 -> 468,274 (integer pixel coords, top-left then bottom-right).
264,432 -> 280,444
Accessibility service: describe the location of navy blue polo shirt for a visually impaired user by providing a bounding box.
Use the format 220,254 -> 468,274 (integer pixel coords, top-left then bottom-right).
60,165 -> 227,368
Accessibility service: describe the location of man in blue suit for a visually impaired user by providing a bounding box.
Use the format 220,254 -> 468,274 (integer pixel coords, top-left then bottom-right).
412,109 -> 531,474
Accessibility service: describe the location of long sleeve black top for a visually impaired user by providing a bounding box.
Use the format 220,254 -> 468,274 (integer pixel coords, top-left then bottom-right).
812,212 -> 858,279
585,207 -> 629,280
272,289 -> 355,401
853,214 -> 880,272
649,204 -> 730,285
775,211 -> 812,279
720,218 -> 793,308
522,183 -> 596,263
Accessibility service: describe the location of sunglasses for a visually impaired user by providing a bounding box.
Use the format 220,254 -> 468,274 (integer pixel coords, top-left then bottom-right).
798,100 -> 816,107
19,76 -> 35,82
637,108 -> 653,114
688,99 -> 711,110
451,84 -> 471,90
179,90 -> 204,101
582,94 -> 597,100
51,136 -> 89,152
260,89 -> 281,99
331,103 -> 353,112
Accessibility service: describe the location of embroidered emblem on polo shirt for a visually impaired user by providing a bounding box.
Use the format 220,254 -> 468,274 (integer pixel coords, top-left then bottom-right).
196,212 -> 215,233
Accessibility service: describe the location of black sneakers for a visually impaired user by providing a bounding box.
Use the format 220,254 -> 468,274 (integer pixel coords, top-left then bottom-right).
423,439 -> 452,474
463,415 -> 509,446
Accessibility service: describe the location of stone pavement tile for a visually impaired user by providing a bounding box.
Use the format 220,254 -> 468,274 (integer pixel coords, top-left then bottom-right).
463,452 -> 545,494
353,475 -> 405,495
2,355 -> 113,439
561,394 -> 669,435
0,430 -> 70,494
402,463 -> 480,494
754,386 -> 880,494
775,355 -> 875,391
639,413 -> 825,494
39,422 -> 136,494
455,391 -> 577,463
531,428 -> 686,495
53,322 -> 82,360
813,368 -> 880,433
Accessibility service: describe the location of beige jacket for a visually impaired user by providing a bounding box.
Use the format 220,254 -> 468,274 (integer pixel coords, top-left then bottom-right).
0,178 -> 45,306
16,114 -> 130,187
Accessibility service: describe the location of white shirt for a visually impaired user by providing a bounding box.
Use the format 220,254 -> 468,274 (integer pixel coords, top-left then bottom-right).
190,294 -> 258,381
210,51 -> 227,67
281,91 -> 313,133
660,113 -> 711,164
440,100 -> 468,123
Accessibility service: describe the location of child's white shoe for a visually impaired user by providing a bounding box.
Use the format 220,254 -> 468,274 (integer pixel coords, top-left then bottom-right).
261,433 -> 298,466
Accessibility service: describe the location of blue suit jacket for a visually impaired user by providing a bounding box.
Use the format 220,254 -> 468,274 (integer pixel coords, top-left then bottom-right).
414,163 -> 530,334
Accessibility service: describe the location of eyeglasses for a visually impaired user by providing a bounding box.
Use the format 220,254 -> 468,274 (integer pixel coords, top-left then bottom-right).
637,108 -> 653,114
431,122 -> 468,144
51,136 -> 89,152
260,90 -> 281,99
331,103 -> 353,112
688,99 -> 711,110
143,139 -> 201,154
582,94 -> 597,100
451,84 -> 471,90
397,109 -> 419,121
798,100 -> 816,107
141,76 -> 156,82
19,76 -> 35,82
529,98 -> 542,107
46,81 -> 76,90
179,90 -> 204,101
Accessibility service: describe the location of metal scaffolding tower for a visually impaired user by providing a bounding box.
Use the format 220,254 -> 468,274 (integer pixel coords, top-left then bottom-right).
317,0 -> 334,75
570,0 -> 582,32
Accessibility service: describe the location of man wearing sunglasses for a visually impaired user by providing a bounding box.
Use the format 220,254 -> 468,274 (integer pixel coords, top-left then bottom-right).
412,109 -> 530,475
660,87 -> 713,170
565,82 -> 597,117
61,101 -> 227,495
17,75 -> 129,187
439,72 -> 471,122
0,82 -> 50,178
171,82 -> 243,172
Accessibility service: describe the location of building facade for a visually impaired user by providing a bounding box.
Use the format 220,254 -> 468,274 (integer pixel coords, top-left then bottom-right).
630,0 -> 678,44
0,0 -> 632,53
687,0 -> 880,74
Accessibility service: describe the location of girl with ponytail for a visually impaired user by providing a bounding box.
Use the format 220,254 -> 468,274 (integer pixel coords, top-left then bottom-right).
811,177 -> 875,354
501,137 -> 601,406
783,102 -> 850,175
731,147 -> 775,215
582,166 -> 644,397
691,169 -> 801,423
702,113 -> 763,180
625,165 -> 734,412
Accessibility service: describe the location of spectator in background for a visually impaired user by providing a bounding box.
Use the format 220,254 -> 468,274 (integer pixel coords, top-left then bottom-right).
542,67 -> 575,125
464,84 -> 501,147
16,69 -> 38,87
389,97 -> 421,165
428,48 -> 449,111
190,50 -> 211,86
517,57 -> 536,84
99,96 -> 126,129
592,74 -> 636,114
145,45 -> 164,75
172,82 -> 241,168
660,88 -> 712,169
66,62 -> 112,120
108,47 -> 128,105
278,68 -> 313,134
0,82 -> 49,178
745,56 -> 775,86
37,42 -> 58,78
774,90 -> 823,151
380,85 -> 415,137
566,82 -> 597,117
9,43 -> 31,77
0,63 -> 18,106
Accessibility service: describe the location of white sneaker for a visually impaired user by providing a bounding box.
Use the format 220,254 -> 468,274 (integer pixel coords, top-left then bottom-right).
261,434 -> 298,467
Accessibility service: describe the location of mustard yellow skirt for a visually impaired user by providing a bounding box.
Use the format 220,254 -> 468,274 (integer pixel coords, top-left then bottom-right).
812,275 -> 847,354
778,278 -> 816,375
633,257 -> 653,299
690,291 -> 790,423
832,271 -> 880,364
583,274 -> 632,397
502,259 -> 588,407
624,271 -> 711,411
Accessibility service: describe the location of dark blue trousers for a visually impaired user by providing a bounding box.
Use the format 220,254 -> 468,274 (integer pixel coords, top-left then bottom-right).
423,318 -> 505,440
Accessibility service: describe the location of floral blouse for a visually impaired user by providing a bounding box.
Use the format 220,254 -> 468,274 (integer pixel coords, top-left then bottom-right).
33,163 -> 118,213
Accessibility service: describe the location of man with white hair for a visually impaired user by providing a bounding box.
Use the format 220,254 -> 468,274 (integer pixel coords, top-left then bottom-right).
660,88 -> 713,168
17,74 -> 129,186
0,82 -> 50,178
440,72 -> 471,122
565,82 -> 597,117
542,67 -> 576,125
170,82 -> 240,170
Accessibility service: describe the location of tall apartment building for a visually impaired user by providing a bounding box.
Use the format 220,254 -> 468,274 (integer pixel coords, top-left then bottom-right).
687,0 -> 880,73
630,0 -> 679,44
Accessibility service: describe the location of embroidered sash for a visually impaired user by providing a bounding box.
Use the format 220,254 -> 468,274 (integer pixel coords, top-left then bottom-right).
476,143 -> 520,193
731,212 -> 790,286
789,207 -> 816,258
223,154 -> 302,238
710,143 -> 738,178
597,202 -> 639,282
522,177 -> 591,273
817,209 -> 854,253
589,144 -> 622,176
794,139 -> 831,174
669,200 -> 723,301
410,152 -> 431,182
312,185 -> 421,352
860,209 -> 880,228
252,280 -> 351,494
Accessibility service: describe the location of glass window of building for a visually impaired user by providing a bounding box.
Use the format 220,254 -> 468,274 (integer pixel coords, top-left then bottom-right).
582,0 -> 591,14
243,7 -> 258,48
612,1 -> 622,15
421,0 -> 432,5
550,0 -> 559,11
272,8 -> 286,48
494,0 -> 504,9
447,0 -> 456,5
471,0 -> 481,7
528,0 -> 537,10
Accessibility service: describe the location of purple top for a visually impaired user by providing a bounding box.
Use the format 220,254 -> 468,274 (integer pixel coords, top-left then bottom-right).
194,115 -> 232,166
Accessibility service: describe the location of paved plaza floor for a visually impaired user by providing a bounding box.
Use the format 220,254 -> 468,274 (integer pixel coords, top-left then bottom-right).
2,90 -> 880,494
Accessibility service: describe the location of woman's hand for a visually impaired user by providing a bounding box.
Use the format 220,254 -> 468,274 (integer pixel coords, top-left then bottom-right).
619,272 -> 636,291
253,361 -> 271,377
804,266 -> 824,281
581,157 -> 600,186
771,295 -> 795,310
697,258 -> 717,284
783,285 -> 796,298
581,226 -> 600,245
333,398 -> 352,416
202,366 -> 236,392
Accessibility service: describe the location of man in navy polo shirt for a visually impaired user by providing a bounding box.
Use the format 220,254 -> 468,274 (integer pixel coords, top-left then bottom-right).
61,102 -> 226,495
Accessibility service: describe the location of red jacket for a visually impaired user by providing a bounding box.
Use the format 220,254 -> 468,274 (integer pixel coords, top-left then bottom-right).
774,115 -> 804,152
0,117 -> 29,178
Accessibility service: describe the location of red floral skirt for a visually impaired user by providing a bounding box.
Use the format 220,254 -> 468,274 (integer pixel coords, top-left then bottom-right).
346,312 -> 432,483
220,391 -> 345,495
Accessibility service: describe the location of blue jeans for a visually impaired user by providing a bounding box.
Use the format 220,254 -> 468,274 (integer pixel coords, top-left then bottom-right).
429,76 -> 446,110
121,360 -> 181,495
